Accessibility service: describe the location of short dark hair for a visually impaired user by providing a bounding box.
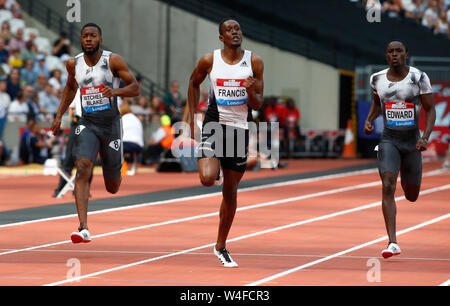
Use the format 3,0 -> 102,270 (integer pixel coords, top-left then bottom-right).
81,23 -> 102,36
386,40 -> 408,53
218,18 -> 237,35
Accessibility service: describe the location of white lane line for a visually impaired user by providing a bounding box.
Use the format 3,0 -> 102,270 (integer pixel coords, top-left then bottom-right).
440,279 -> 450,286
1,169 -> 445,257
0,179 -> 384,257
43,183 -> 450,286
247,212 -> 450,286
0,168 -> 380,229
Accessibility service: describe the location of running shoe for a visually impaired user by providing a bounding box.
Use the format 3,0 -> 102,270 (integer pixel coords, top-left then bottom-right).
214,247 -> 238,267
70,229 -> 91,243
381,242 -> 401,258
215,168 -> 223,186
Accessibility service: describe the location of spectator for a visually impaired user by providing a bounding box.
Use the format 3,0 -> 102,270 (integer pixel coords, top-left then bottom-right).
19,121 -> 53,164
34,73 -> 48,93
18,116 -> 34,162
447,6 -> 450,23
422,0 -> 439,29
435,9 -> 450,37
8,48 -> 23,69
382,0 -> 402,18
20,40 -> 36,62
6,68 -> 21,100
402,0 -> 418,18
33,54 -> 50,78
164,80 -> 182,122
48,68 -> 63,90
11,1 -> 22,19
52,31 -> 71,58
60,53 -> 71,81
0,78 -> 10,139
1,21 -> 12,45
38,83 -> 59,119
412,0 -> 427,22
27,90 -> 42,122
0,37 -> 9,64
264,97 -> 284,123
144,114 -> 174,165
20,59 -> 37,85
120,103 -> 144,175
8,27 -> 25,51
7,89 -> 29,122
281,98 -> 301,158
0,139 -> 10,165
149,95 -> 165,118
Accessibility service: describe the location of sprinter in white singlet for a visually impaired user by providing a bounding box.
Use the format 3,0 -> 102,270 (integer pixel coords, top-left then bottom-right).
51,23 -> 140,244
364,40 -> 436,259
187,19 -> 264,267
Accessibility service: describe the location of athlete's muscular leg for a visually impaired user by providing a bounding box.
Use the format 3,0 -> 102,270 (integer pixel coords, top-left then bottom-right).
400,150 -> 422,202
198,157 -> 220,187
74,158 -> 94,230
381,172 -> 398,243
215,168 -> 244,251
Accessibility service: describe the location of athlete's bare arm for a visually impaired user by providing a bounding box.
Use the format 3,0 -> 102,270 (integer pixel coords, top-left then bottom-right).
364,93 -> 382,135
187,52 -> 213,136
51,58 -> 78,135
417,93 -> 435,151
103,54 -> 140,98
245,53 -> 264,110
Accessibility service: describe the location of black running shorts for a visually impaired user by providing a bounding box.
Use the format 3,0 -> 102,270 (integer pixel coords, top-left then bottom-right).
197,123 -> 249,173
377,128 -> 422,186
73,117 -> 123,179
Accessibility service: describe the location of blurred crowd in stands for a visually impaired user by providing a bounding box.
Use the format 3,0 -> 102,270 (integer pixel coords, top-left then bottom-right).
356,0 -> 450,38
0,0 -> 302,167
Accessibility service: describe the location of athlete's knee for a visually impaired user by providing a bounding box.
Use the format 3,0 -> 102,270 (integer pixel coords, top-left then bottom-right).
75,159 -> 93,180
105,180 -> 120,194
381,177 -> 396,195
199,173 -> 216,187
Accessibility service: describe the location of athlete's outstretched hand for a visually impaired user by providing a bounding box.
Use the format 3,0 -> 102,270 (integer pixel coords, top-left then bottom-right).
364,120 -> 374,135
101,83 -> 115,98
416,138 -> 428,152
243,76 -> 257,94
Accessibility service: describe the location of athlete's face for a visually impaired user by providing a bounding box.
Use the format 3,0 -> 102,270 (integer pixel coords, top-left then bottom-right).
81,27 -> 102,55
220,20 -> 243,48
386,42 -> 408,68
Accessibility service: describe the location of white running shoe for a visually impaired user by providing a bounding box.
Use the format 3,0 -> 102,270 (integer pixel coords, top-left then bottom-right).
215,168 -> 223,186
214,247 -> 238,267
71,229 -> 91,243
381,242 -> 401,258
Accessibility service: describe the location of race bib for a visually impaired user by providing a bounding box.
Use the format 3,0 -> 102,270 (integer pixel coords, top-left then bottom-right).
81,85 -> 111,113
385,101 -> 415,128
215,79 -> 248,106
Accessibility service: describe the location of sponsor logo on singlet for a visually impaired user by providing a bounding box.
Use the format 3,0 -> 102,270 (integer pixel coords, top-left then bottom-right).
385,101 -> 415,127
81,85 -> 111,113
216,78 -> 247,106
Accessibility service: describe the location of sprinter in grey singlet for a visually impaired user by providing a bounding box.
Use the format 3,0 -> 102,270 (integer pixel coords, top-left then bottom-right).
364,41 -> 436,259
51,23 -> 140,243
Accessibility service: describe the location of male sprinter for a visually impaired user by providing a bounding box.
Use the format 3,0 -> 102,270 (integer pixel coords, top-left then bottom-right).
51,23 -> 139,243
187,19 -> 264,267
364,40 -> 435,258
